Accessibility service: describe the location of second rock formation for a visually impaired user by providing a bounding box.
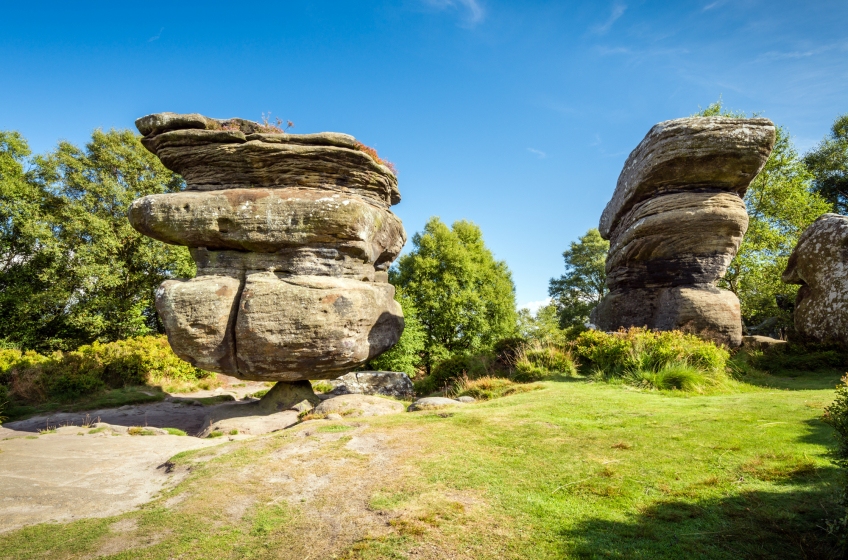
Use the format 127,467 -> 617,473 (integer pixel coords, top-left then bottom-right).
590,116 -> 775,346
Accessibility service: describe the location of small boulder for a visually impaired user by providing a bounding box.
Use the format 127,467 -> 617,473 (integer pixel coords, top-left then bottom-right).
313,394 -> 404,418
407,397 -> 464,412
456,396 -> 476,404
324,371 -> 414,399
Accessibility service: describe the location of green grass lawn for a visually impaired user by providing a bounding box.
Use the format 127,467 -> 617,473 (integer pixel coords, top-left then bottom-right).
0,370 -> 842,559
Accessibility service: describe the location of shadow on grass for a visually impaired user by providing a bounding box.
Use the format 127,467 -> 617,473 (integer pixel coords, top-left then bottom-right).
739,369 -> 844,391
562,414 -> 842,560
562,472 -> 841,560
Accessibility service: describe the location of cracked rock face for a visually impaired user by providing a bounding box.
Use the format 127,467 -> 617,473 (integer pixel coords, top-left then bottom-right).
591,117 -> 776,347
130,113 -> 405,381
782,214 -> 848,346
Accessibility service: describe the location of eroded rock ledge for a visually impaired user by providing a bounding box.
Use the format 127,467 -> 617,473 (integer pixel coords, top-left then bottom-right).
130,113 -> 406,381
591,117 -> 776,347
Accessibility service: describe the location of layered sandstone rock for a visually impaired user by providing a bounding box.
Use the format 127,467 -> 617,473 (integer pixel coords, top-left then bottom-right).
782,214 -> 848,346
591,117 -> 776,346
130,113 -> 405,381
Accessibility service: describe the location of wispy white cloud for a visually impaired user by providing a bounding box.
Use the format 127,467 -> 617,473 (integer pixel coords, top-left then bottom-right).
527,147 -> 547,159
702,1 -> 725,11
589,134 -> 602,147
755,42 -> 848,62
519,298 -> 552,314
422,0 -> 485,26
591,3 -> 626,35
148,27 -> 164,42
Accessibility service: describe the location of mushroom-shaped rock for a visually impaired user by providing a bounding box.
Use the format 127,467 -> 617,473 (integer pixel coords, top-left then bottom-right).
782,214 -> 848,346
130,113 -> 406,382
591,117 -> 776,347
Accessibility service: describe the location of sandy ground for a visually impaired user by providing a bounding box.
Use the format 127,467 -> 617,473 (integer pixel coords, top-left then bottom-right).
0,426 -> 222,533
0,378 -> 303,533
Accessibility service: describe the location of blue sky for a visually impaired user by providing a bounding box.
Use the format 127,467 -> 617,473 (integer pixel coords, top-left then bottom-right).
2,1 -> 846,309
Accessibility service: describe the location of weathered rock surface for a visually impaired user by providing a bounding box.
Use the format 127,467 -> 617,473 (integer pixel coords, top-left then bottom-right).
313,394 -> 405,418
130,113 -> 406,382
591,117 -> 775,347
782,213 -> 848,346
407,397 -> 465,412
325,371 -> 414,399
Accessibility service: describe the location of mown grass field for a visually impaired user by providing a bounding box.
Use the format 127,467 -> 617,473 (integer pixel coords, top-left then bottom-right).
0,369 -> 842,559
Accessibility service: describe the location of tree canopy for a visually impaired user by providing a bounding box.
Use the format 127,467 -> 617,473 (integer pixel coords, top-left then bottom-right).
393,217 -> 517,373
0,129 -> 194,352
548,228 -> 609,328
805,114 -> 848,214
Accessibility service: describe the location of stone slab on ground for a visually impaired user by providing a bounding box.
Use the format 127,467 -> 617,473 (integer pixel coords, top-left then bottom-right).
325,371 -> 414,399
1,400 -> 244,437
199,408 -> 300,438
407,397 -> 465,412
313,394 -> 405,418
0,430 -> 220,533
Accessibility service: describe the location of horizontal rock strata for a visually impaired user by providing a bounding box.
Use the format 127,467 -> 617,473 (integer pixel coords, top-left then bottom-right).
131,113 -> 406,381
782,214 -> 848,346
591,117 -> 775,346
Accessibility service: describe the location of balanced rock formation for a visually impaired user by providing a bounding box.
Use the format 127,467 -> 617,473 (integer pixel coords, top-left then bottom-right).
590,117 -> 776,346
129,113 -> 405,381
782,213 -> 848,346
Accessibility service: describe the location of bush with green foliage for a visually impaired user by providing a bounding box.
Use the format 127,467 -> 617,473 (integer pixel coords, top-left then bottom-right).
0,335 -> 212,405
747,344 -> 848,374
512,341 -> 578,382
574,327 -> 729,381
823,376 -> 848,547
452,376 -> 541,401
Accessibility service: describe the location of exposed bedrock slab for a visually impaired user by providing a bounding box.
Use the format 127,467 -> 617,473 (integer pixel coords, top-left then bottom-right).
591,117 -> 775,347
782,214 -> 848,346
131,112 -> 406,382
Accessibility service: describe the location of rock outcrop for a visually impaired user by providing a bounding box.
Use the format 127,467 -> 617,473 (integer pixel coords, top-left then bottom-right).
324,371 -> 414,399
129,113 -> 406,381
782,213 -> 848,346
591,117 -> 776,346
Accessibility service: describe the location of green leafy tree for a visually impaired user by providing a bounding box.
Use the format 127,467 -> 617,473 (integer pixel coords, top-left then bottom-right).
805,114 -> 848,214
694,100 -> 834,329
394,217 -> 517,374
517,303 -> 564,343
363,287 -> 426,376
548,228 -> 609,328
0,129 -> 194,351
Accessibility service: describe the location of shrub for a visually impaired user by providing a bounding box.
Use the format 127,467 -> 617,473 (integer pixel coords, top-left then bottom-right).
0,335 -> 213,405
749,344 -> 848,374
626,362 -> 716,392
452,376 -> 541,401
823,375 -> 848,547
574,327 -> 728,379
512,341 -> 578,382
